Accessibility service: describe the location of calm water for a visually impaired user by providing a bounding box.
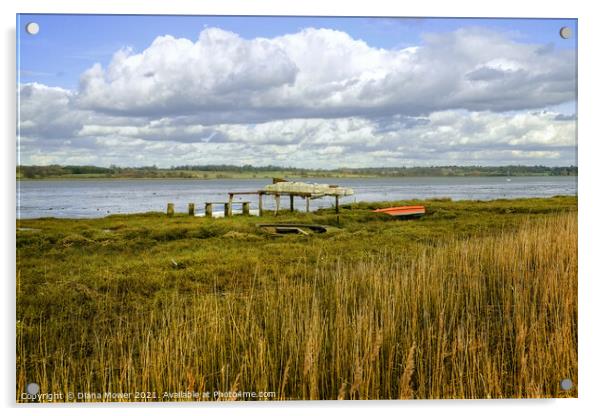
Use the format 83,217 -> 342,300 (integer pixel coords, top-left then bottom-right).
16,176 -> 577,219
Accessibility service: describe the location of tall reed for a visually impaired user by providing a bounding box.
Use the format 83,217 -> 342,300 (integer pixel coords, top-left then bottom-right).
17,213 -> 577,400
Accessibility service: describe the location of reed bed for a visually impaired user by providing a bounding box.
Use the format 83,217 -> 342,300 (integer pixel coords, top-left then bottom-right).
16,208 -> 577,401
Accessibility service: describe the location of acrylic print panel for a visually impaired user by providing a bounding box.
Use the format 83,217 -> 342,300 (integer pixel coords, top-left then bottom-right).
16,14 -> 577,402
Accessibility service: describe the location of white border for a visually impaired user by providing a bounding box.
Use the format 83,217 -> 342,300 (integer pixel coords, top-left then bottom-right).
3,1 -> 601,415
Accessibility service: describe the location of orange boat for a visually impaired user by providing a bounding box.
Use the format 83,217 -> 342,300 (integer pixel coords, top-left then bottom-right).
372,205 -> 426,218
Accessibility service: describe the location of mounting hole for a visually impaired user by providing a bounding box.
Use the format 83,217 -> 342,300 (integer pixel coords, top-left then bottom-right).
25,22 -> 39,35
559,26 -> 571,39
26,382 -> 40,395
560,378 -> 573,391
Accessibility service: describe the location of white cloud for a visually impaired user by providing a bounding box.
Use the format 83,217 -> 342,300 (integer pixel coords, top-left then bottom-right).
18,104 -> 576,168
77,28 -> 299,118
18,83 -> 81,139
74,27 -> 576,122
17,26 -> 577,168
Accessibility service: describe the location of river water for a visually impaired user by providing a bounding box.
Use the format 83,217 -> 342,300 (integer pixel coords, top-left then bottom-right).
16,176 -> 577,219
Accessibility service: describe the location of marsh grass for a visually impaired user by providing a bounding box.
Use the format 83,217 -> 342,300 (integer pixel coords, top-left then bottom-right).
16,197 -> 577,400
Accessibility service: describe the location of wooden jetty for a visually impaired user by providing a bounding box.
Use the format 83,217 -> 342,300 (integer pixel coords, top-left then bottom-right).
167,178 -> 353,218
228,190 -> 317,216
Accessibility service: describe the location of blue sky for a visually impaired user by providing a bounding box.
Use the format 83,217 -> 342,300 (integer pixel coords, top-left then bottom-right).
16,15 -> 578,168
18,15 -> 577,90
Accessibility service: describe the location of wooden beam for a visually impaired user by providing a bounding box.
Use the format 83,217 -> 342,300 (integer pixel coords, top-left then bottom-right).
335,195 -> 339,214
290,194 -> 294,212
306,196 -> 310,213
229,191 -> 262,195
275,194 -> 280,216
205,203 -> 213,218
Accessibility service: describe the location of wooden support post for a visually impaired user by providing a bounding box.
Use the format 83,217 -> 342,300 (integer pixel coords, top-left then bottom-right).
335,195 -> 340,214
258,193 -> 263,216
188,203 -> 195,216
167,203 -> 174,217
290,194 -> 294,212
228,194 -> 233,217
205,203 -> 213,218
275,194 -> 280,216
224,202 -> 231,217
242,201 -> 250,215
306,196 -> 310,213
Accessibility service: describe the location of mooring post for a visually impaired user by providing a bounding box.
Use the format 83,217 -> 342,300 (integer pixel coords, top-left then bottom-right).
242,201 -> 250,215
275,194 -> 280,216
224,202 -> 231,217
228,194 -> 233,217
205,203 -> 213,218
335,195 -> 340,214
188,203 -> 195,216
290,194 -> 294,212
258,193 -> 263,216
167,203 -> 175,217
306,196 -> 310,213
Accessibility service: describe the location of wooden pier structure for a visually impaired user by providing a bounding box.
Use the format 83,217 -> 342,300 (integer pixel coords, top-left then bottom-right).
228,190 -> 330,216
167,193 -> 339,217
167,179 -> 350,217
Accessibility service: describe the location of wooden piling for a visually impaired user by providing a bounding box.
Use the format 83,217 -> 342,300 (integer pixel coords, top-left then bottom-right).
258,193 -> 263,216
335,195 -> 340,214
205,203 -> 213,218
188,203 -> 195,216
290,194 -> 294,212
228,194 -> 234,217
275,194 -> 280,215
167,203 -> 175,217
306,196 -> 310,213
224,202 -> 231,217
242,201 -> 250,215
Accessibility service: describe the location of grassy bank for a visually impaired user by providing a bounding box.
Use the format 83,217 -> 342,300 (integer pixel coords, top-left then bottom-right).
16,196 -> 577,401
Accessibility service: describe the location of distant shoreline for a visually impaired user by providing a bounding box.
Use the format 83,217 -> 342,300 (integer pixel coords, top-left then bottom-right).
15,173 -> 578,181
15,174 -> 579,181
16,165 -> 578,180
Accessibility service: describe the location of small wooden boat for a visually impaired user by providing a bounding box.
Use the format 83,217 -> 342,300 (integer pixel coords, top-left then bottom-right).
256,223 -> 333,235
372,205 -> 426,218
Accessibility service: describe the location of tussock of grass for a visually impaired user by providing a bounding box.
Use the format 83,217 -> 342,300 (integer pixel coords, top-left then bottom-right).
16,197 -> 577,400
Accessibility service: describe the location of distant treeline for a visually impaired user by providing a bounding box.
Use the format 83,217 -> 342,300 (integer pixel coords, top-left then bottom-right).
16,164 -> 578,179
171,164 -> 578,176
333,165 -> 578,177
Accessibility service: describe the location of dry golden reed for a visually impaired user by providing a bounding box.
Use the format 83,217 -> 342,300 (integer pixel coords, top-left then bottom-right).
17,213 -> 577,401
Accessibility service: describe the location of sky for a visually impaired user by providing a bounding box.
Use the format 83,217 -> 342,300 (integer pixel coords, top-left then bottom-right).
17,14 -> 578,168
